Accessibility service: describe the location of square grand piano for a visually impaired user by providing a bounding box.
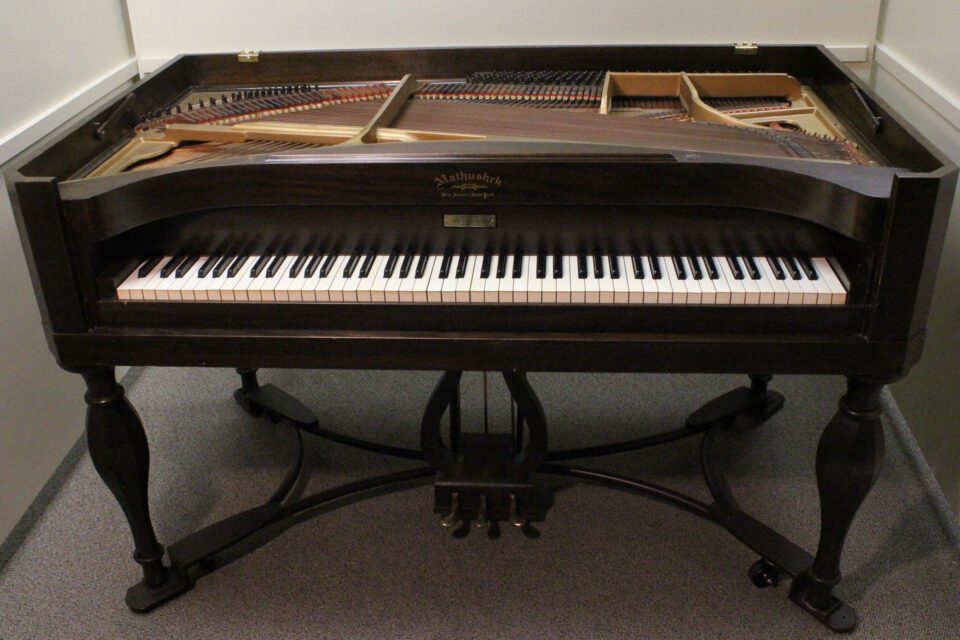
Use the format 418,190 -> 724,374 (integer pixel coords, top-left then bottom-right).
5,45 -> 956,632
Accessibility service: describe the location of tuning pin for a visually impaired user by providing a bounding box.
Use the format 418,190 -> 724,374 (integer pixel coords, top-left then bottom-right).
440,493 -> 460,528
509,493 -> 526,528
474,494 -> 489,529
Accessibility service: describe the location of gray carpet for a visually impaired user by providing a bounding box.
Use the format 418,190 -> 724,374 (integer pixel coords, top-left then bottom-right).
1,369 -> 959,639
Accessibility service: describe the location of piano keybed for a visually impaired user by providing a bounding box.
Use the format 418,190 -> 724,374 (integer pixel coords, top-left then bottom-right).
118,249 -> 846,305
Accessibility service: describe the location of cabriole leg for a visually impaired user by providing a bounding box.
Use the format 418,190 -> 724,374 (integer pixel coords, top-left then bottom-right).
789,375 -> 886,633
82,367 -> 188,611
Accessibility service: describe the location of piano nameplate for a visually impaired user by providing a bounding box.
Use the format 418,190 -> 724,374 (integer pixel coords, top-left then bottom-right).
443,214 -> 496,228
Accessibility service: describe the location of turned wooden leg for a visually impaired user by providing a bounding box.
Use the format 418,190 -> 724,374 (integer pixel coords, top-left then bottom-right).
790,375 -> 886,632
83,368 -> 168,590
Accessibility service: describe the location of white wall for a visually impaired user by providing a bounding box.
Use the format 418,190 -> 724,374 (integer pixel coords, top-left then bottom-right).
0,1 -> 136,542
872,0 -> 960,515
126,0 -> 879,73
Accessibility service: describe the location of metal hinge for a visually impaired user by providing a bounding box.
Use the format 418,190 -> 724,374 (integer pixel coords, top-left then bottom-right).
734,42 -> 759,55
238,50 -> 261,63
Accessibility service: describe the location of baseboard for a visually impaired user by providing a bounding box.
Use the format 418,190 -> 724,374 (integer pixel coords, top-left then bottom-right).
0,57 -> 139,167
874,43 -> 960,133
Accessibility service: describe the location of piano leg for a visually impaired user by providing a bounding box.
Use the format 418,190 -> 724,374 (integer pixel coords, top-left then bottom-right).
685,373 -> 785,431
81,367 -> 189,612
233,367 -> 319,429
789,375 -> 886,633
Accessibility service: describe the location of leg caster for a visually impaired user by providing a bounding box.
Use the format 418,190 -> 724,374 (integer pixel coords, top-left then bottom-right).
234,368 -> 318,430
788,375 -> 886,633
82,367 -> 190,612
748,558 -> 785,589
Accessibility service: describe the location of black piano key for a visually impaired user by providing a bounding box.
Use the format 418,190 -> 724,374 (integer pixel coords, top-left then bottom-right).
672,255 -> 687,280
358,252 -> 376,278
608,254 -> 620,279
704,256 -> 719,280
384,251 -> 399,278
480,250 -> 492,278
496,250 -> 508,279
438,250 -> 453,278
213,256 -> 236,278
303,252 -> 324,278
455,250 -> 469,278
415,251 -> 429,278
650,255 -> 663,280
289,252 -> 308,278
342,251 -> 362,277
175,255 -> 199,278
160,255 -> 187,278
798,255 -> 819,280
536,252 -> 547,279
592,253 -> 604,278
138,257 -> 162,278
784,256 -> 803,280
577,254 -> 588,279
631,254 -> 645,279
319,253 -> 337,278
225,255 -> 246,278
743,256 -> 762,280
249,255 -> 270,278
768,256 -> 786,280
727,256 -> 744,280
197,255 -> 219,278
265,254 -> 285,278
513,250 -> 523,278
399,250 -> 415,278
553,253 -> 563,279
687,256 -> 702,280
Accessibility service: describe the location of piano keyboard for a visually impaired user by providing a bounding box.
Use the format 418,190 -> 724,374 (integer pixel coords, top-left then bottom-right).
117,251 -> 847,305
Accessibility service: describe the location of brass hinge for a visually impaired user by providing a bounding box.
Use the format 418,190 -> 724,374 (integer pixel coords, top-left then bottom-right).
238,50 -> 261,63
734,42 -> 759,55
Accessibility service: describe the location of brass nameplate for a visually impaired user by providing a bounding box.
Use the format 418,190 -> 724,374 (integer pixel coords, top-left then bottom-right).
443,214 -> 496,228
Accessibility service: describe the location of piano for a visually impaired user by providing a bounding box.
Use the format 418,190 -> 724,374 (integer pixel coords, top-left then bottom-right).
5,45 -> 956,632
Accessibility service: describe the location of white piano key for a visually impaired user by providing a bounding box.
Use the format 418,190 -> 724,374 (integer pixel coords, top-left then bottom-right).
583,257 -> 601,304
341,254 -> 369,302
384,259 -> 405,302
651,257 -> 671,304
541,256 -> 558,303
708,257 -> 731,304
511,256 -> 529,303
527,256 -> 543,303
571,258 -> 585,303
760,257 -> 790,305
483,256 -> 501,303
368,255 -> 392,303
683,257 -> 702,305
719,257 -> 746,304
498,255 -> 514,303
611,256 -> 629,304
748,258 -> 775,305
398,255 -> 422,303
261,256 -> 296,301
427,255 -> 447,303
413,256 -> 438,303
695,257 -> 717,304
354,255 -> 386,302
318,255 -> 348,302
812,257 -> 847,304
806,260 -> 834,305
118,260 -> 160,301
469,255 -> 487,303
174,257 -> 208,301
273,255 -> 306,302
595,255 -> 614,304
557,256 -> 573,304
624,256 -> 644,304
791,258 -> 820,304
455,256 -> 476,303
734,258 -> 761,305
664,257 -> 687,305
